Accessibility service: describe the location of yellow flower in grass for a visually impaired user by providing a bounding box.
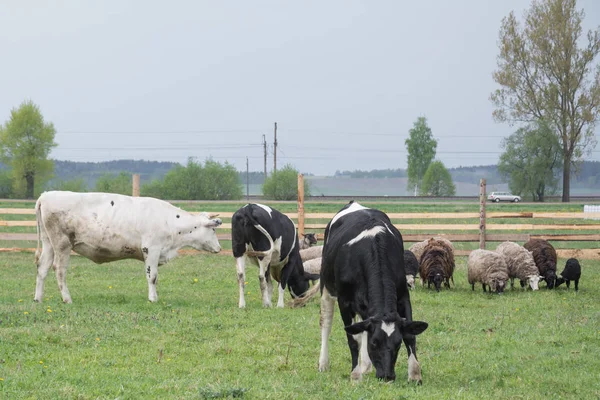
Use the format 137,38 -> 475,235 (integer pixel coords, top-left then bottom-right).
39,361 -> 43,365
194,278 -> 199,283
18,299 -> 23,302
47,309 -> 52,313
109,286 -> 113,289
0,378 -> 4,381
96,338 -> 100,341
24,311 -> 29,315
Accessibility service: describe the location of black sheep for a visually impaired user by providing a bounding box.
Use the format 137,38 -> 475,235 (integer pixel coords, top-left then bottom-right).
555,258 -> 581,291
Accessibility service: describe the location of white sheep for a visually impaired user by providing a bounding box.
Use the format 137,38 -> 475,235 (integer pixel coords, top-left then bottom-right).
467,249 -> 509,294
303,257 -> 322,275
300,245 -> 323,262
495,241 -> 542,290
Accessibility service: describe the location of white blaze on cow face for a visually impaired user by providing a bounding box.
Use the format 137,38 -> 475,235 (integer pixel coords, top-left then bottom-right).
330,202 -> 368,227
528,275 -> 542,290
346,226 -> 386,246
381,321 -> 396,337
255,203 -> 273,217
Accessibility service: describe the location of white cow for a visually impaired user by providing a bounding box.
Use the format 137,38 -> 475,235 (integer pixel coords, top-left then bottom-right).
34,191 -> 222,303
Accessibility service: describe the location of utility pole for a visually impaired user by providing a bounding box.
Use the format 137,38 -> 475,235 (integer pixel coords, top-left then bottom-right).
263,134 -> 267,180
273,122 -> 277,173
246,157 -> 250,200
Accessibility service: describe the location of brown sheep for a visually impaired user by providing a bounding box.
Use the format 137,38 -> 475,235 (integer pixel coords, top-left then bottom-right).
419,238 -> 455,291
467,249 -> 509,294
523,239 -> 558,289
410,237 -> 455,262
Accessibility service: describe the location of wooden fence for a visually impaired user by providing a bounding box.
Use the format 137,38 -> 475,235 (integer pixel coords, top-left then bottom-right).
2,209 -> 600,259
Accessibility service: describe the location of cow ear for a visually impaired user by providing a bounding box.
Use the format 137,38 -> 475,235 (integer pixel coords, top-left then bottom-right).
345,318 -> 372,335
399,320 -> 428,336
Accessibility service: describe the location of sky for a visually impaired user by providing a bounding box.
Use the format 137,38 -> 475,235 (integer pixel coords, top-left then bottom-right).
1,0 -> 599,176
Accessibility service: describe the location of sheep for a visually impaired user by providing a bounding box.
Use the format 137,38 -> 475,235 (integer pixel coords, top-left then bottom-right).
303,257 -> 321,275
299,233 -> 318,250
409,236 -> 455,263
419,238 -> 455,292
300,245 -> 323,262
404,250 -> 419,289
555,258 -> 581,291
467,249 -> 509,294
495,241 -> 542,290
523,239 -> 558,289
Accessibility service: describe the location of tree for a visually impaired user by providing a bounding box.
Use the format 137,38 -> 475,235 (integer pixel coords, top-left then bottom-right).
95,172 -> 132,195
0,100 -> 57,199
49,178 -> 89,193
141,158 -> 243,200
490,0 -> 600,202
498,121 -> 562,201
420,161 -> 456,196
405,117 -> 437,195
262,164 -> 310,200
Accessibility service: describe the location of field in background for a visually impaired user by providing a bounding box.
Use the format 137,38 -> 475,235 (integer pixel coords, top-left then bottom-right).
0,253 -> 598,399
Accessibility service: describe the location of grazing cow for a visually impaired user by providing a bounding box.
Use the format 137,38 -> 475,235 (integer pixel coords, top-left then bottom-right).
34,191 -> 222,303
318,201 -> 428,382
231,204 -> 318,308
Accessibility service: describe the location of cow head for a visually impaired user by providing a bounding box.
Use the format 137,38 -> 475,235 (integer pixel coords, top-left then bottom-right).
489,278 -> 506,294
345,315 -> 428,382
189,213 -> 222,253
526,275 -> 543,290
543,270 -> 557,289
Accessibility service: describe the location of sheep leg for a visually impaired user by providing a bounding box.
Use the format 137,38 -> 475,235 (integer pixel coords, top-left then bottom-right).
482,283 -> 487,292
565,280 -> 571,289
471,282 -> 475,291
574,279 -> 579,291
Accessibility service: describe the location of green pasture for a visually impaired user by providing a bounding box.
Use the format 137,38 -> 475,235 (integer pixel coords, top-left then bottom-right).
1,253 -> 599,399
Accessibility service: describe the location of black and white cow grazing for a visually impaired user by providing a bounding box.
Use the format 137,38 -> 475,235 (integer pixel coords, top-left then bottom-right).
231,204 -> 318,308
318,201 -> 428,382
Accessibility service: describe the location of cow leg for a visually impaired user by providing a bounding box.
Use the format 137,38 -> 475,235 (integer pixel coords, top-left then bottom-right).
144,251 -> 160,302
345,313 -> 371,381
236,257 -> 246,308
318,287 -> 336,372
53,242 -> 73,304
265,266 -> 276,307
398,294 -> 422,383
257,256 -> 272,307
34,237 -> 55,303
276,282 -> 285,308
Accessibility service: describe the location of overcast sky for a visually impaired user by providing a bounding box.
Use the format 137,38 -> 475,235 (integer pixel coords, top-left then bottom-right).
1,0 -> 599,176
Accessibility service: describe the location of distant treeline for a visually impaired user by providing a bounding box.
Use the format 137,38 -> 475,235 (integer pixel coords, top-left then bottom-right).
37,159 -> 600,190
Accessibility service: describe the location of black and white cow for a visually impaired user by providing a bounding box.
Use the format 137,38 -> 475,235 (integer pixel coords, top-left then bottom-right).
318,201 -> 428,382
231,203 -> 318,308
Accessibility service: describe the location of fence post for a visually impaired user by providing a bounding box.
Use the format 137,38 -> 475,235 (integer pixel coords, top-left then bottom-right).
479,178 -> 486,249
132,174 -> 140,197
297,173 -> 305,236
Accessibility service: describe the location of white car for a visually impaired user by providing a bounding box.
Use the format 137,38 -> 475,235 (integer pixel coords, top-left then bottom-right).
488,192 -> 521,203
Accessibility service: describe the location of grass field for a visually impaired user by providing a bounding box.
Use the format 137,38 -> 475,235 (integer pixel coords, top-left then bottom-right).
1,252 -> 599,399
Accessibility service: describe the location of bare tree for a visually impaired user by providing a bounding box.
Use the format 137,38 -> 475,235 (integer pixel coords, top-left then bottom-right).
490,0 -> 600,202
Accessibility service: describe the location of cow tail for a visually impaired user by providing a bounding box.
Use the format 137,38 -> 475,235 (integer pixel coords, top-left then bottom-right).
245,223 -> 275,258
34,199 -> 42,265
290,282 -> 320,308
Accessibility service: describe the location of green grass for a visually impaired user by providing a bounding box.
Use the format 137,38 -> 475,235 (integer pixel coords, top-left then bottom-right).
1,253 -> 599,399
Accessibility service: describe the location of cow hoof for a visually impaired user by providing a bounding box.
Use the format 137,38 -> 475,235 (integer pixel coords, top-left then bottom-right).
318,362 -> 329,372
350,370 -> 363,381
33,298 -> 42,303
63,298 -> 72,304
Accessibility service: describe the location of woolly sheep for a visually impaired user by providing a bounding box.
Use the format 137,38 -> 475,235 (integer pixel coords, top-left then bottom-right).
299,233 -> 318,250
555,258 -> 581,291
409,237 -> 455,263
495,241 -> 542,290
467,249 -> 509,294
523,239 -> 558,289
404,250 -> 419,289
300,245 -> 323,262
419,239 -> 455,292
302,257 -> 321,276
